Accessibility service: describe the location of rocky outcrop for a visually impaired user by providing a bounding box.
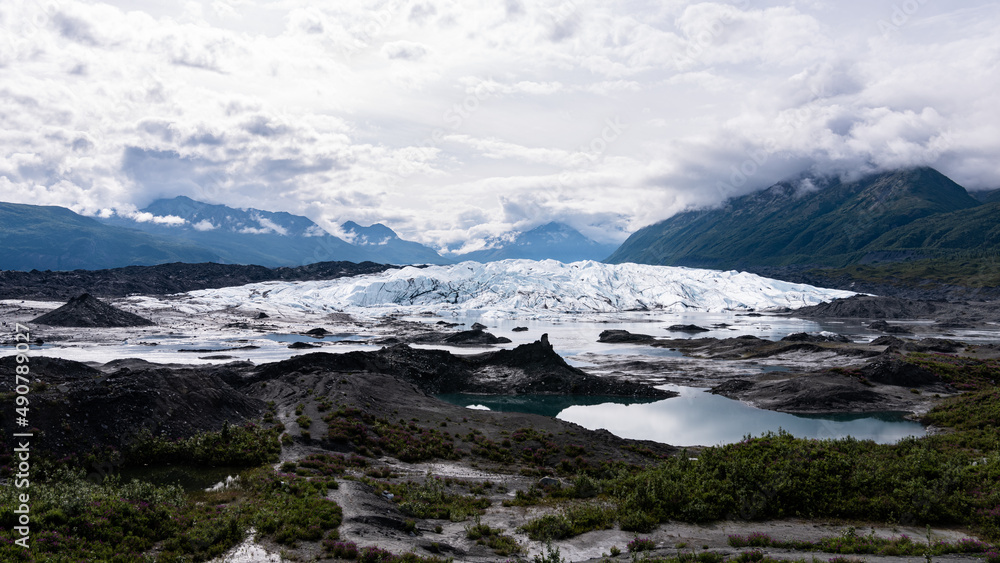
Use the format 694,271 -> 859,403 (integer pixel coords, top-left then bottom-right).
667,324 -> 710,333
0,357 -> 264,457
407,328 -> 513,346
598,330 -> 655,343
781,332 -> 852,343
0,261 -> 395,300
712,375 -> 885,413
443,329 -> 512,345
794,295 -> 939,319
868,320 -> 913,334
253,335 -> 671,398
32,293 -> 153,327
860,356 -> 940,387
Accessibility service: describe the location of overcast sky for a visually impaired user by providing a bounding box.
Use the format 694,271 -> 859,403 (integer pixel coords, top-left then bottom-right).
1,0 -> 998,252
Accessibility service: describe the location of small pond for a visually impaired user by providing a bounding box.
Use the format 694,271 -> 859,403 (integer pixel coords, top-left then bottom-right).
437,386 -> 925,447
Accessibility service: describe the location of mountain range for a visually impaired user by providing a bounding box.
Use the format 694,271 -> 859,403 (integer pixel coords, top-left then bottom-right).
0,197 -> 615,270
0,202 -> 219,271
3,167 -> 997,280
608,167 -> 1000,270
455,222 -> 619,263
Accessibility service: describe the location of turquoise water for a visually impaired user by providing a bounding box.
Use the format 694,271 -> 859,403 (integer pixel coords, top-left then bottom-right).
434,393 -> 662,418
437,386 -> 925,447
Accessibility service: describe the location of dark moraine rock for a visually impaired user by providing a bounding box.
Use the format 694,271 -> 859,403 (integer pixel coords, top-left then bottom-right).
860,356 -> 940,387
936,319 -> 973,329
443,329 -> 512,345
512,326 -> 529,332
0,357 -> 264,457
667,324 -> 710,333
598,330 -> 655,343
902,338 -> 963,354
781,332 -> 852,343
794,295 -> 938,319
0,355 -> 101,381
410,328 -> 512,346
711,379 -> 756,394
0,260 -> 395,300
252,335 -> 672,398
289,341 -> 321,349
305,327 -> 330,337
31,293 -> 153,327
871,335 -> 906,347
868,320 -> 913,334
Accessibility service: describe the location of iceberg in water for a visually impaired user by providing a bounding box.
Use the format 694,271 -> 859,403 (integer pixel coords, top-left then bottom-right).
175,260 -> 855,317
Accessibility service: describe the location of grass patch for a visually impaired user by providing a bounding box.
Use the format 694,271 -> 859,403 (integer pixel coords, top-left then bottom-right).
519,502 -> 616,540
127,422 -> 281,467
905,353 -> 1000,391
0,464 -> 342,561
367,477 -> 491,522
728,527 -> 996,557
466,520 -> 523,556
324,407 -> 458,462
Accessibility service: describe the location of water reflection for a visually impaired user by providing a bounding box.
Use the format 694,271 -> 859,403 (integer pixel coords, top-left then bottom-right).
435,393 -> 661,418
438,386 -> 925,447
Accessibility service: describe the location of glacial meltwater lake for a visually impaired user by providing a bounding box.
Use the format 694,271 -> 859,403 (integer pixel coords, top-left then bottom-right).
437,385 -> 926,447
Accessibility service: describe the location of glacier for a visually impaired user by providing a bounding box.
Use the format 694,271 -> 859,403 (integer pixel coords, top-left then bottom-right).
166,260 -> 855,318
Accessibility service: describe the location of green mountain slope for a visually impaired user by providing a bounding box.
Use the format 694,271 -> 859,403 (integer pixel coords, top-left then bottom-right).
0,202 -> 220,271
972,188 -> 1000,204
862,201 -> 1000,253
607,168 -> 981,269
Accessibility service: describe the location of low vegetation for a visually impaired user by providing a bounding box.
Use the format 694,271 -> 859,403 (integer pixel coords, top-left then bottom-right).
519,503 -> 616,540
729,527 -> 996,557
0,464 -> 341,561
127,422 -> 281,467
365,477 -> 492,521
4,343 -> 1000,560
324,406 -> 458,462
466,520 -> 523,556
819,253 -> 1000,290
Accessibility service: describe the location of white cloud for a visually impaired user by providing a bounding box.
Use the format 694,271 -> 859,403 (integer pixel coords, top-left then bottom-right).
125,211 -> 188,226
0,0 -> 997,252
381,40 -> 429,61
193,219 -> 217,231
250,214 -> 288,236
303,224 -> 328,237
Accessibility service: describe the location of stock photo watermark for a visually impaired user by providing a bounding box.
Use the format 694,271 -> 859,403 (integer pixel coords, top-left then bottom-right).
339,3 -> 402,62
390,77 -> 503,182
674,0 -> 752,68
11,322 -> 34,549
878,0 -> 933,36
558,116 -> 627,187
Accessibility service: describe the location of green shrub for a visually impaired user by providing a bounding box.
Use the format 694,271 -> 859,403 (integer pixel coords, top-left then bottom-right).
128,423 -> 281,467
